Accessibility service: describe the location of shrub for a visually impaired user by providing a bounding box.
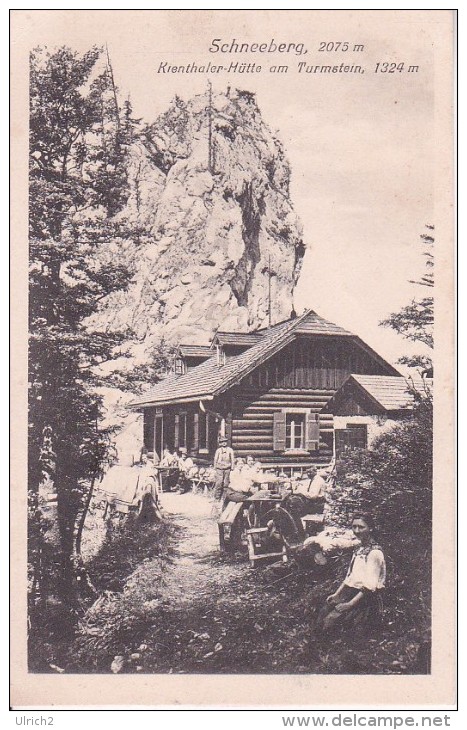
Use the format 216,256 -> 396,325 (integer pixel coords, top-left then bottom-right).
326,387 -> 433,645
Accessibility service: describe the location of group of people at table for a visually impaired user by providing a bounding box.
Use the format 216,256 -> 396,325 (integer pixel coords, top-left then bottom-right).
150,436 -> 331,516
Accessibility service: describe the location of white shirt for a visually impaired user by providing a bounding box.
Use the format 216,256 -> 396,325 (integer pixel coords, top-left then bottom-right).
295,473 -> 327,499
179,456 -> 194,473
229,468 -> 252,493
160,453 -> 177,467
344,546 -> 386,591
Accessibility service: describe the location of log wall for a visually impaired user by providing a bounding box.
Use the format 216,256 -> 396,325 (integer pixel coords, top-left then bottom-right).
229,386 -> 335,465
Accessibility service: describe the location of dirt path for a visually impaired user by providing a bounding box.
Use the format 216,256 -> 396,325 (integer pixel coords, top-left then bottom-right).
124,491 -> 269,673
157,492 -> 245,606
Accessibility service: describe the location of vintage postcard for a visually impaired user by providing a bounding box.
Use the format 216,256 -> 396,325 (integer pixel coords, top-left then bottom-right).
10,9 -> 455,708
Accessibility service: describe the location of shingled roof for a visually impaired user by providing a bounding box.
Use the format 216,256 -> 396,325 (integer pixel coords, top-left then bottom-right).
177,345 -> 212,359
211,331 -> 263,348
325,374 -> 433,413
130,310 -> 399,408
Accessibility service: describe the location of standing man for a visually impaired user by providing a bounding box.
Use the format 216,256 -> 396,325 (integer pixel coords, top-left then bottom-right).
213,435 -> 235,501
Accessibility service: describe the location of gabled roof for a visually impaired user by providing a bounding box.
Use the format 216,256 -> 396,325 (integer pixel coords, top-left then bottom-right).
177,344 -> 212,359
130,310 -> 400,408
324,374 -> 433,414
294,317 -> 352,336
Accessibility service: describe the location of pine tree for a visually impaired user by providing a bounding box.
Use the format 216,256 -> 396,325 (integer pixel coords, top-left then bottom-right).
380,226 -> 434,374
28,46 -> 138,620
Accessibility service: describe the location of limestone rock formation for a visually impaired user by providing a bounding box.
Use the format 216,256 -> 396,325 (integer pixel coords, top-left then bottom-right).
97,88 -> 305,353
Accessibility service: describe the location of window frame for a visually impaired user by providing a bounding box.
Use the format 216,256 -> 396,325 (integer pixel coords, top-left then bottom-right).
154,412 -> 164,461
280,407 -> 312,455
177,411 -> 188,449
335,423 -> 368,454
174,356 -> 186,376
197,411 -> 210,454
285,412 -> 306,451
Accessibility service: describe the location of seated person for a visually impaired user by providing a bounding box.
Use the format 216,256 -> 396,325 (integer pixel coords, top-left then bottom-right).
222,458 -> 253,507
294,466 -> 330,500
176,447 -> 195,493
245,455 -> 259,472
242,455 -> 262,491
160,448 -> 178,468
282,465 -> 333,537
319,513 -> 386,634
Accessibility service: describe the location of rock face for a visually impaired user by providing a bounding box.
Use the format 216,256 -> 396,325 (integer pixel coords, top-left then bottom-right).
99,88 -> 305,353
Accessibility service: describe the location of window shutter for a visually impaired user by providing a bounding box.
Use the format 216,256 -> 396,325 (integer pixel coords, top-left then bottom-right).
193,413 -> 199,452
174,414 -> 180,450
306,412 -> 320,451
273,412 -> 287,451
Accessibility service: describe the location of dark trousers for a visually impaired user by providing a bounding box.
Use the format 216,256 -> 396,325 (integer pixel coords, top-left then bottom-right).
318,586 -> 384,634
282,495 -> 325,538
214,468 -> 231,500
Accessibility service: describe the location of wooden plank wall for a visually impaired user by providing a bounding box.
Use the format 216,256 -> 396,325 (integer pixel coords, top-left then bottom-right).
243,337 -> 389,391
230,386 -> 335,465
228,336 -> 392,465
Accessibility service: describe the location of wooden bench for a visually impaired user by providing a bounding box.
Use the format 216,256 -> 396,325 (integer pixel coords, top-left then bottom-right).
218,501 -> 245,551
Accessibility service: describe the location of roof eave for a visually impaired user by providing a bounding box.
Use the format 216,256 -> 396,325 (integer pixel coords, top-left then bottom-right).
129,394 -> 215,409
211,317 -> 309,396
348,375 -> 414,413
351,337 -> 401,376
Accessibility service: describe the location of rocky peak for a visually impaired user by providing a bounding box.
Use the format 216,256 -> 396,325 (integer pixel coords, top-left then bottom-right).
98,88 -> 305,355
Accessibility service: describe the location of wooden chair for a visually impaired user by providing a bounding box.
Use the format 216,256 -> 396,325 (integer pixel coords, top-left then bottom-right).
245,527 -> 287,568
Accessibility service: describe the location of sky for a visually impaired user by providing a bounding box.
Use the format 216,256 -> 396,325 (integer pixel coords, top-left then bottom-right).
23,9 -> 439,368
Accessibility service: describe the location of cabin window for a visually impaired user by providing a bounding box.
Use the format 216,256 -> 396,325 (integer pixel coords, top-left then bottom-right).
197,411 -> 211,453
175,412 -> 188,449
273,410 -> 320,453
335,424 -> 368,454
216,345 -> 226,366
286,413 -> 305,450
174,357 -> 186,376
154,414 -> 164,462
186,413 -> 195,452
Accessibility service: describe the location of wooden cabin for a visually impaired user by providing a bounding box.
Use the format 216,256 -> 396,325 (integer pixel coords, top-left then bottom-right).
322,374 -> 432,454
131,310 -> 401,472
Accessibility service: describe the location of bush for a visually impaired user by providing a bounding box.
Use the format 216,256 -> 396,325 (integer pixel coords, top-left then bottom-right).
326,387 -> 433,648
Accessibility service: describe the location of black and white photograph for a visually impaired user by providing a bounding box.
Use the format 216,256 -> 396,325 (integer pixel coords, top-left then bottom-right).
11,9 -> 455,708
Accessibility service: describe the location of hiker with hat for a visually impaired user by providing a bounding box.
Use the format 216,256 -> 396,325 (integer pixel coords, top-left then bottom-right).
213,435 -> 235,501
